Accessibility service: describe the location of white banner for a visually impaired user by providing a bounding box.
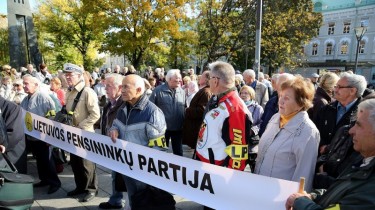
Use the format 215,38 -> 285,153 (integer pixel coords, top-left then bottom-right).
23,110 -> 299,210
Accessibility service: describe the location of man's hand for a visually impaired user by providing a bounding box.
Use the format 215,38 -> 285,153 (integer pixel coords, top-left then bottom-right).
285,192 -> 310,210
0,145 -> 5,153
109,129 -> 119,143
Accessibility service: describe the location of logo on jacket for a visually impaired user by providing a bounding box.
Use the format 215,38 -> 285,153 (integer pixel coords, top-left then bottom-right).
197,122 -> 207,149
210,110 -> 220,119
25,112 -> 33,132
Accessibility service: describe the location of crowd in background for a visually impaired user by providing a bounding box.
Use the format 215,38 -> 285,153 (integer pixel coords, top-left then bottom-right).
0,61 -> 375,209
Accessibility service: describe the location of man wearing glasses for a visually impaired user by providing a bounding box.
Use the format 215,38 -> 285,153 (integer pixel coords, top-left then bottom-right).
315,72 -> 367,155
195,61 -> 252,173
63,63 -> 100,202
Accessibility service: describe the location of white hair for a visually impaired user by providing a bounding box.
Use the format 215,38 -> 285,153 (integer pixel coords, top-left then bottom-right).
243,69 -> 256,79
235,74 -> 244,82
258,72 -> 265,79
272,73 -> 280,81
340,72 -> 367,97
358,98 -> 375,131
277,73 -> 295,88
166,69 -> 181,82
22,74 -> 40,88
105,73 -> 124,86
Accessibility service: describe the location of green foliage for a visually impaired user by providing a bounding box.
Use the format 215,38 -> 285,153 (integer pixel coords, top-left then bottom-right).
0,28 -> 9,65
35,0 -> 106,70
97,0 -> 193,69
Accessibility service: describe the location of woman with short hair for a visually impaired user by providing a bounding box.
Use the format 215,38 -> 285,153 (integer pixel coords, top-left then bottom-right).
255,76 -> 320,192
50,77 -> 65,106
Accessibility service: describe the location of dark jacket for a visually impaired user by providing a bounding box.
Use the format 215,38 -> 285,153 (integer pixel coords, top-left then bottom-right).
314,125 -> 361,189
259,93 -> 278,137
149,83 -> 185,131
294,158 -> 375,210
308,87 -> 332,121
0,97 -> 26,173
100,98 -> 125,135
182,86 -> 211,149
314,99 -> 360,148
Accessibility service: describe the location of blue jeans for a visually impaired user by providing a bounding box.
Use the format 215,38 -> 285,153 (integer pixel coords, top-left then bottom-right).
108,171 -> 123,206
165,130 -> 183,156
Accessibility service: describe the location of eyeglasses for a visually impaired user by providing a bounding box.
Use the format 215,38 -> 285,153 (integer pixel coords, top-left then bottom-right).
209,76 -> 220,80
334,85 -> 353,89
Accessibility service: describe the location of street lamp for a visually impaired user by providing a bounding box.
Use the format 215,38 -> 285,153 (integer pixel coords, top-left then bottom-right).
354,26 -> 367,73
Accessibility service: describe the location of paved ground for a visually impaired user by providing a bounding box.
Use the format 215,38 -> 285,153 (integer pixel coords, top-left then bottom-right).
28,145 -> 204,210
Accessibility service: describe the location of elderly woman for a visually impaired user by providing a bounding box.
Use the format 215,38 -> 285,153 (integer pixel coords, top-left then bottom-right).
308,72 -> 339,121
254,76 -> 320,192
11,79 -> 27,105
50,77 -> 65,106
240,86 -> 263,136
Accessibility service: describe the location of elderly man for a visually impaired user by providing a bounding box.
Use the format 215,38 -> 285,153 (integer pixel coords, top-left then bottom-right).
98,73 -> 125,209
21,64 -> 38,78
64,63 -> 100,202
243,69 -> 269,108
21,75 -> 61,194
149,69 -> 185,156
109,74 -> 170,209
315,72 -> 367,154
195,61 -> 252,172
285,98 -> 375,210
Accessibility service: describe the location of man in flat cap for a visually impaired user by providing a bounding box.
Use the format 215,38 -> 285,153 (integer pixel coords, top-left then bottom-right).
63,63 -> 100,202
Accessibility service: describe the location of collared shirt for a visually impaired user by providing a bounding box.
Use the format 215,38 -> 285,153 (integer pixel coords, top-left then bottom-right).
250,80 -> 257,90
361,157 -> 375,167
336,99 -> 358,123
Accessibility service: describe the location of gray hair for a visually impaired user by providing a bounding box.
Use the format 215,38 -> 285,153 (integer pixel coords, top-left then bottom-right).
357,98 -> 375,131
243,69 -> 256,79
166,69 -> 181,82
105,73 -> 124,86
132,75 -> 145,93
277,73 -> 295,87
258,72 -> 265,79
340,72 -> 367,97
271,73 -> 280,81
22,74 -> 40,88
208,61 -> 235,86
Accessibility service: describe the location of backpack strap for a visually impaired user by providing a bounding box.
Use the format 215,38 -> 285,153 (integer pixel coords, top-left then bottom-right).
70,88 -> 85,113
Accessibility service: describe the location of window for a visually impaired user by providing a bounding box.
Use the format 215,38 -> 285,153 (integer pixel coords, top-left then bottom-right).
328,23 -> 335,35
343,22 -> 350,34
312,43 -> 318,55
340,41 -> 348,54
326,43 -> 333,55
359,40 -> 365,54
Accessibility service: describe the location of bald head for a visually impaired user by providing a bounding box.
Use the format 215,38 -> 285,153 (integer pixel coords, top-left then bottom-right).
121,74 -> 145,105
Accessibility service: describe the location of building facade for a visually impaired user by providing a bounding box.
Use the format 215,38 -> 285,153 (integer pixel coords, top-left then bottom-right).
300,0 -> 375,84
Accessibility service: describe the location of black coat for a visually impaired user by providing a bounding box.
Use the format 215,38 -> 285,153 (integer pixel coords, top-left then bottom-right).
308,87 -> 333,121
314,99 -> 360,148
0,96 -> 27,173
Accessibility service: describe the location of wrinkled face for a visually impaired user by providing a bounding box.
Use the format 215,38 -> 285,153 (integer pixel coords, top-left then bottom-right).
333,78 -> 356,103
23,77 -> 38,95
209,73 -> 221,94
64,72 -> 81,87
105,77 -> 121,100
167,74 -> 182,89
121,77 -> 140,105
278,88 -> 302,116
349,109 -> 375,158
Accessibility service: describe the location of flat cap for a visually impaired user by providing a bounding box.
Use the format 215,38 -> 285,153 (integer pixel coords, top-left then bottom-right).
63,63 -> 83,74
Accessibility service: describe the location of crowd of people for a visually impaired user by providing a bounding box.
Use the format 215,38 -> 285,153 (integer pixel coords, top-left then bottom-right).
0,61 -> 375,209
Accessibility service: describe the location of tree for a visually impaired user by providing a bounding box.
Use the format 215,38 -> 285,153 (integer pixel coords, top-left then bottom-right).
261,0 -> 322,73
0,14 -> 9,65
36,0 -> 105,70
97,0 -> 192,69
196,0 -> 257,67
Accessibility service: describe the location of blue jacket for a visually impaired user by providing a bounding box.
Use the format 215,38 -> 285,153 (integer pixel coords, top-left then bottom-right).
149,83 -> 185,131
110,94 -> 166,150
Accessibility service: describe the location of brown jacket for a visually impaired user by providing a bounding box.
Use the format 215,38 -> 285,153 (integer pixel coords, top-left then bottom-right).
65,81 -> 100,131
100,98 -> 125,135
182,86 -> 212,149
